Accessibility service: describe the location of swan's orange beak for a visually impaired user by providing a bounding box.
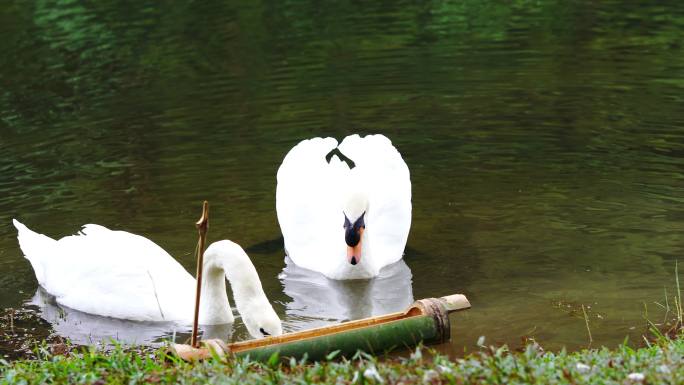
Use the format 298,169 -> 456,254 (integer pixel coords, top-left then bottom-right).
346,227 -> 364,265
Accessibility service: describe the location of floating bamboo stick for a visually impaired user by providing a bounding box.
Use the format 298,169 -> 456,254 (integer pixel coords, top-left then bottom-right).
191,201 -> 209,348
174,294 -> 471,362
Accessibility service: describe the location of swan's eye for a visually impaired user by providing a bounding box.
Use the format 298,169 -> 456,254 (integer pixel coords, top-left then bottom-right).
343,215 -> 351,229
260,327 -> 270,336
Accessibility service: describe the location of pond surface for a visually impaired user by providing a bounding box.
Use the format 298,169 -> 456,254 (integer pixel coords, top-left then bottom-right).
1,0 -> 684,355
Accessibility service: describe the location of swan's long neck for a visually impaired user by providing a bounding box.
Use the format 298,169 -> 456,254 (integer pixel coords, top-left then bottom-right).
198,250 -> 232,325
198,241 -> 269,325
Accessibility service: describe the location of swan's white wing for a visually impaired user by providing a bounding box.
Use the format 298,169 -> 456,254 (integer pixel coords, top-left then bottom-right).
276,137 -> 348,276
277,134 -> 412,278
36,225 -> 194,322
338,134 -> 412,270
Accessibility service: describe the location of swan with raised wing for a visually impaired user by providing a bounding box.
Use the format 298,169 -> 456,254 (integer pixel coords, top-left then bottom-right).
13,219 -> 282,339
276,134 -> 412,280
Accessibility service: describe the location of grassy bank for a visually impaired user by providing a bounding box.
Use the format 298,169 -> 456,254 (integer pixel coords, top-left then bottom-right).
1,335 -> 682,385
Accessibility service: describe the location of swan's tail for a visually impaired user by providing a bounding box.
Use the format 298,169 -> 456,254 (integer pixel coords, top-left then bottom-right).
12,219 -> 56,285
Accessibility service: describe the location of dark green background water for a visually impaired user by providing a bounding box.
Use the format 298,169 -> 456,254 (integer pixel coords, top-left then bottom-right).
2,0 -> 684,354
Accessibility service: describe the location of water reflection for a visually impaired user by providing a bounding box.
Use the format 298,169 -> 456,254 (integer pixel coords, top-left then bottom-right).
2,0 -> 684,352
28,287 -> 234,345
279,257 -> 414,330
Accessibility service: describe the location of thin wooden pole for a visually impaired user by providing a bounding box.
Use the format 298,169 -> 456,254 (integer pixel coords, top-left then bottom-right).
191,201 -> 209,348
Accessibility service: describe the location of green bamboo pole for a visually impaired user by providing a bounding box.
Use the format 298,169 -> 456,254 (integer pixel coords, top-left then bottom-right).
235,315 -> 440,362
173,294 -> 471,362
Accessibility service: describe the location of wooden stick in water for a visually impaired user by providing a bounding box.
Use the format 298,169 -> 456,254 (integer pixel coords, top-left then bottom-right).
191,201 -> 209,348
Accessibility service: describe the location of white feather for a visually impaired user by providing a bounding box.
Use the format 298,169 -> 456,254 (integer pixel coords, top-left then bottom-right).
276,134 -> 412,279
12,219 -> 282,338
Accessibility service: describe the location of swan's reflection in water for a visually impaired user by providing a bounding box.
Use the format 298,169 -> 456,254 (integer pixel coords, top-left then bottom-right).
279,257 -> 414,331
25,258 -> 413,345
27,287 -> 235,345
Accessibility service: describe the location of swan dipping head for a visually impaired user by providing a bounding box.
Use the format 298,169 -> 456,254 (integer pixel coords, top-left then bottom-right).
343,190 -> 368,266
203,240 -> 283,338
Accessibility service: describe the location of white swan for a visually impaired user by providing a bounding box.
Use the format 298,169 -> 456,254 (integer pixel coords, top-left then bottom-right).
276,134 -> 412,280
12,219 -> 282,339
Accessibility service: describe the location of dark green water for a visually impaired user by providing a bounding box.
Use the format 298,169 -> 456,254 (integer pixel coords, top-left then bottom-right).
2,0 -> 684,354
